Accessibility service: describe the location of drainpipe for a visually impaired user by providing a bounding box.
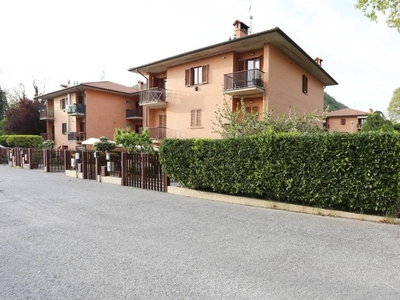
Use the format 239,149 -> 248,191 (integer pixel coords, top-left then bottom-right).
135,68 -> 149,128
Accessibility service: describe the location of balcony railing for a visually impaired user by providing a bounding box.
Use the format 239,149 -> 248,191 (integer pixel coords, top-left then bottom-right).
68,132 -> 86,142
67,104 -> 85,116
39,109 -> 55,120
223,69 -> 264,96
140,127 -> 167,140
126,107 -> 143,119
139,87 -> 167,108
40,133 -> 55,141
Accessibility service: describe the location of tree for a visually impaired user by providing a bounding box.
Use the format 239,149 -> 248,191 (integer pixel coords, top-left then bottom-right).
387,87 -> 400,121
361,111 -> 394,131
213,99 -> 326,138
0,86 -> 8,121
355,0 -> 400,33
114,127 -> 154,154
3,97 -> 45,134
93,136 -> 116,152
323,92 -> 348,112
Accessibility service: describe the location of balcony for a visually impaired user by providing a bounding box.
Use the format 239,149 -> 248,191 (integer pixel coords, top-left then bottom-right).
223,69 -> 265,97
140,127 -> 166,140
40,133 -> 55,141
67,104 -> 85,117
126,107 -> 143,119
39,109 -> 54,120
139,87 -> 167,109
68,132 -> 86,142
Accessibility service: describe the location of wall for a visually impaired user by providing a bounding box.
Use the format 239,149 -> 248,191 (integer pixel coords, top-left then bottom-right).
266,44 -> 323,117
327,116 -> 360,133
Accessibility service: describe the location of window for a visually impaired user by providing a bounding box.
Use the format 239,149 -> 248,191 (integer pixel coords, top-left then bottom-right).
125,100 -> 132,105
60,98 -> 66,109
62,123 -> 67,134
185,65 -> 208,86
302,75 -> 308,94
159,114 -> 166,128
190,110 -> 202,127
340,118 -> 346,125
246,106 -> 259,114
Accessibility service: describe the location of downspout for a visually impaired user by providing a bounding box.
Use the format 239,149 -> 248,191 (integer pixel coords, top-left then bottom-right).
135,68 -> 149,128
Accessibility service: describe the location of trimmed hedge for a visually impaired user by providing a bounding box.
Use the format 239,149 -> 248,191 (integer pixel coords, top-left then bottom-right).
159,132 -> 400,216
0,135 -> 44,148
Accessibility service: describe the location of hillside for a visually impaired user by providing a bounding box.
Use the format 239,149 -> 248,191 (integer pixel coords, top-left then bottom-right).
324,92 -> 348,112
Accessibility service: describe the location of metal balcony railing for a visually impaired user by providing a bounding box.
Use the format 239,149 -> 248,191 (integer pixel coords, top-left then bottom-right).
139,127 -> 167,140
224,69 -> 264,91
139,87 -> 167,105
126,107 -> 143,118
40,133 -> 55,141
68,132 -> 86,142
39,109 -> 55,120
67,104 -> 85,115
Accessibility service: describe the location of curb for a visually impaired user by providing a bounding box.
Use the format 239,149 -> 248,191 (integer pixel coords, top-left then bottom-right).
168,186 -> 400,225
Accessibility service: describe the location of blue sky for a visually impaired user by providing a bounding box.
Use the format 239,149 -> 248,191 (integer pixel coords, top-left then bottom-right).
1,0 -> 399,115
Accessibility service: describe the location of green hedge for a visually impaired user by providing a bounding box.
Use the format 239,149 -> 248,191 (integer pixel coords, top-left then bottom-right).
1,135 -> 44,148
159,132 -> 400,216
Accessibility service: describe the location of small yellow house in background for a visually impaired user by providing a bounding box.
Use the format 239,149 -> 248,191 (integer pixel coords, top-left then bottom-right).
325,108 -> 371,133
129,20 -> 338,140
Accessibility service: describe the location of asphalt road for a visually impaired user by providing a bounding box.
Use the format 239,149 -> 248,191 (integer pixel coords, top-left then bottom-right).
0,166 -> 400,300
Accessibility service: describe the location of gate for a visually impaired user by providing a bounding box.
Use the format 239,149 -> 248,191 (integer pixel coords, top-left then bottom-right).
122,152 -> 168,192
82,151 -> 96,180
44,149 -> 65,172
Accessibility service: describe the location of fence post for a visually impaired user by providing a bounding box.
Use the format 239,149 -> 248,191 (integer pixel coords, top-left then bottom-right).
43,149 -> 50,172
28,148 -> 32,169
121,152 -> 126,186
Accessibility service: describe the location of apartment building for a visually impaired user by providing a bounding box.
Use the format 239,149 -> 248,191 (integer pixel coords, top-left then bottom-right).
36,81 -> 141,149
128,20 -> 338,140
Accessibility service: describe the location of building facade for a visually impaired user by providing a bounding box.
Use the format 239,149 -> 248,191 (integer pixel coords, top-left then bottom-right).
37,81 -> 141,149
129,20 -> 337,140
325,108 -> 370,133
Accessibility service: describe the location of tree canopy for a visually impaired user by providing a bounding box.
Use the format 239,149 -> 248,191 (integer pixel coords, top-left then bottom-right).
114,127 -> 154,154
93,136 -> 116,152
3,97 -> 45,135
323,92 -> 348,112
387,87 -> 400,121
361,111 -> 394,131
355,0 -> 400,33
0,86 -> 8,121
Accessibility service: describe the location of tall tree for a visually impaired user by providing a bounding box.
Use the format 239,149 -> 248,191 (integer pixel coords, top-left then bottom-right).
361,111 -> 394,131
3,97 -> 44,134
387,87 -> 400,121
323,92 -> 348,112
0,86 -> 8,121
355,0 -> 400,33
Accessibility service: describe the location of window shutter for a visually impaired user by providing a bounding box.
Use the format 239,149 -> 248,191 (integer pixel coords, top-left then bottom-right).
185,68 -> 190,87
196,110 -> 202,126
302,75 -> 308,94
191,110 -> 195,127
201,65 -> 208,84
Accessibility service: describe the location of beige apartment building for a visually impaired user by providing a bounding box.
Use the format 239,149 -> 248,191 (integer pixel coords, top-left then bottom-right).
129,20 -> 337,140
37,81 -> 141,149
38,20 -> 337,148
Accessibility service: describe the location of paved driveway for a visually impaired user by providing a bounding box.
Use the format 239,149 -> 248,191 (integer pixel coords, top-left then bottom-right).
1,166 -> 399,299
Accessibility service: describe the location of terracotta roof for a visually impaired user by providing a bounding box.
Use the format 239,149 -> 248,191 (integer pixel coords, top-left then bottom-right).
326,108 -> 368,117
80,81 -> 137,94
35,81 -> 138,100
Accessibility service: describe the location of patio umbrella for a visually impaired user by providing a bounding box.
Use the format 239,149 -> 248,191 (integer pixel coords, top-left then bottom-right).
81,137 -> 101,145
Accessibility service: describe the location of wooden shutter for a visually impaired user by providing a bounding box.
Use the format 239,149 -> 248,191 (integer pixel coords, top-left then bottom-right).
159,114 -> 166,128
201,65 -> 208,84
196,110 -> 202,126
191,110 -> 195,127
302,75 -> 308,94
185,68 -> 191,87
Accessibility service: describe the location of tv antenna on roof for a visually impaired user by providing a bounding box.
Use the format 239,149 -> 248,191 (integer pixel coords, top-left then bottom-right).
249,5 -> 253,34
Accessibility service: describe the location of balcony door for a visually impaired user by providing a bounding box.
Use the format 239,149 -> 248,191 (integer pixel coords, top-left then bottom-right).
237,58 -> 260,86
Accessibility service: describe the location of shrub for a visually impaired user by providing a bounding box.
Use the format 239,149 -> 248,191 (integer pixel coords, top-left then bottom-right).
4,135 -> 44,148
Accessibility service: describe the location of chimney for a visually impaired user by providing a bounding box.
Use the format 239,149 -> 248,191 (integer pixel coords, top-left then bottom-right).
369,108 -> 373,114
138,81 -> 144,90
314,57 -> 323,66
233,20 -> 249,39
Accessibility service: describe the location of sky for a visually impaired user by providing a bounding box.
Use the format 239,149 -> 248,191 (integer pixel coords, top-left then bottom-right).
1,0 -> 399,115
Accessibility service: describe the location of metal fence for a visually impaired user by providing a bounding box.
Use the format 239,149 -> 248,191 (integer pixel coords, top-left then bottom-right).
43,149 -> 65,172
